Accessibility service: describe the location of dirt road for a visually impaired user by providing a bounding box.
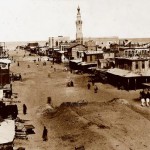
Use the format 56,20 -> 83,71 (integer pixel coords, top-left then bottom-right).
8,49 -> 150,150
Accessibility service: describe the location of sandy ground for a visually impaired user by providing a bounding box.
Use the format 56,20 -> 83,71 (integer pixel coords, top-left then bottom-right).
8,49 -> 150,150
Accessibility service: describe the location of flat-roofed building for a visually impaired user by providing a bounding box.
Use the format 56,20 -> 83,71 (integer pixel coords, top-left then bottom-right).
48,36 -> 70,49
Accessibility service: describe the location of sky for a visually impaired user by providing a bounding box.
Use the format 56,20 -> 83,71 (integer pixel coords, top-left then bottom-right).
0,0 -> 150,41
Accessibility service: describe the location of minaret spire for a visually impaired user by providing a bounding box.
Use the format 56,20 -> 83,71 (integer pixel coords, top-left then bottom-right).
77,5 -> 80,15
76,6 -> 83,44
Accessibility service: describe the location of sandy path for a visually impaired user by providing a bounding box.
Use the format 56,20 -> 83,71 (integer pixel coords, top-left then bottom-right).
8,49 -> 150,150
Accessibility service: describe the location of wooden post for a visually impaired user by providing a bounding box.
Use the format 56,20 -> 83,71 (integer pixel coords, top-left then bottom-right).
135,78 -> 136,91
127,78 -> 129,91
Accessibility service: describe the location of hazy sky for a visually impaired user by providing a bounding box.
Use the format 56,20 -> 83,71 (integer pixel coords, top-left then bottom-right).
0,0 -> 150,41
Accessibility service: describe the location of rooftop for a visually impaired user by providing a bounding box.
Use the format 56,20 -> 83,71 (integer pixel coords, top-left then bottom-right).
115,56 -> 149,61
84,51 -> 103,55
107,68 -> 140,77
0,58 -> 11,64
107,68 -> 150,77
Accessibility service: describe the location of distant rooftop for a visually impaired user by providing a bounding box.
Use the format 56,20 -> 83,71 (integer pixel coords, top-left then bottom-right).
115,56 -> 149,61
84,51 -> 103,55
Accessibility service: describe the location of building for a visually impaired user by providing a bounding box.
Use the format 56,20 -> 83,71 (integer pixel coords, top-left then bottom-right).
76,6 -> 83,44
82,51 -> 103,63
124,48 -> 150,58
26,42 -> 39,53
54,43 -> 70,63
38,46 -> 50,56
83,37 -> 119,49
97,51 -> 115,69
107,55 -> 150,90
79,51 -> 103,72
84,40 -> 96,51
67,43 -> 87,70
0,42 -> 6,57
48,36 -> 70,49
119,38 -> 150,47
66,43 -> 87,60
0,59 -> 11,87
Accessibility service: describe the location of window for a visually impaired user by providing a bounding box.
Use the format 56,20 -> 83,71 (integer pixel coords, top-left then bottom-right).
56,41 -> 58,47
124,64 -> 128,70
95,55 -> 98,60
90,55 -> 92,61
142,61 -> 145,69
136,62 -> 138,69
77,51 -> 79,58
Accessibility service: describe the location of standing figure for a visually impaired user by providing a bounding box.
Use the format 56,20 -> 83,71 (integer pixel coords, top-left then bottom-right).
17,61 -> 20,66
19,74 -> 22,81
87,83 -> 91,90
94,85 -> 98,93
140,89 -> 146,107
92,80 -> 95,86
70,80 -> 74,87
42,126 -> 48,141
23,104 -> 27,115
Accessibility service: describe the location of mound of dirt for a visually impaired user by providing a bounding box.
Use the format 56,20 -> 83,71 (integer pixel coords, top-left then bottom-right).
40,100 -> 150,150
107,98 -> 129,105
36,104 -> 55,116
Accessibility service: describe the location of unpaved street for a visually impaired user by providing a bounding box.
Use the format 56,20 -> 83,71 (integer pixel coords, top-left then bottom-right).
8,49 -> 150,150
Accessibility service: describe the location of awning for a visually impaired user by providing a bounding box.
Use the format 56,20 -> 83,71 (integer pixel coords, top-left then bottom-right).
0,119 -> 15,145
70,60 -> 82,63
142,83 -> 150,87
0,59 -> 11,64
107,68 -> 140,77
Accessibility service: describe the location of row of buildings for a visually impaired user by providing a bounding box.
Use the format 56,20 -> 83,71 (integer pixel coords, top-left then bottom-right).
20,6 -> 150,91
0,43 -> 15,149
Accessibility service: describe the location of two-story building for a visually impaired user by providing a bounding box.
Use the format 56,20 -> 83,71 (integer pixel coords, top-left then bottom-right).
77,51 -> 103,72
67,43 -> 87,70
107,55 -> 150,90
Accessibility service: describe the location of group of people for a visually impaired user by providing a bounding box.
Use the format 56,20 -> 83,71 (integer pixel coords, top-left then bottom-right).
87,82 -> 98,93
140,88 -> 150,107
67,80 -> 74,87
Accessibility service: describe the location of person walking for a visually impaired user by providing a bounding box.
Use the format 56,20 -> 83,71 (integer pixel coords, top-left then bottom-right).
87,82 -> 91,90
94,85 -> 98,93
42,126 -> 48,141
23,104 -> 27,115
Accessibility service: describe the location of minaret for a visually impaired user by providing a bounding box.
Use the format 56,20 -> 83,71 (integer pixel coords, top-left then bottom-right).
76,6 -> 83,44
